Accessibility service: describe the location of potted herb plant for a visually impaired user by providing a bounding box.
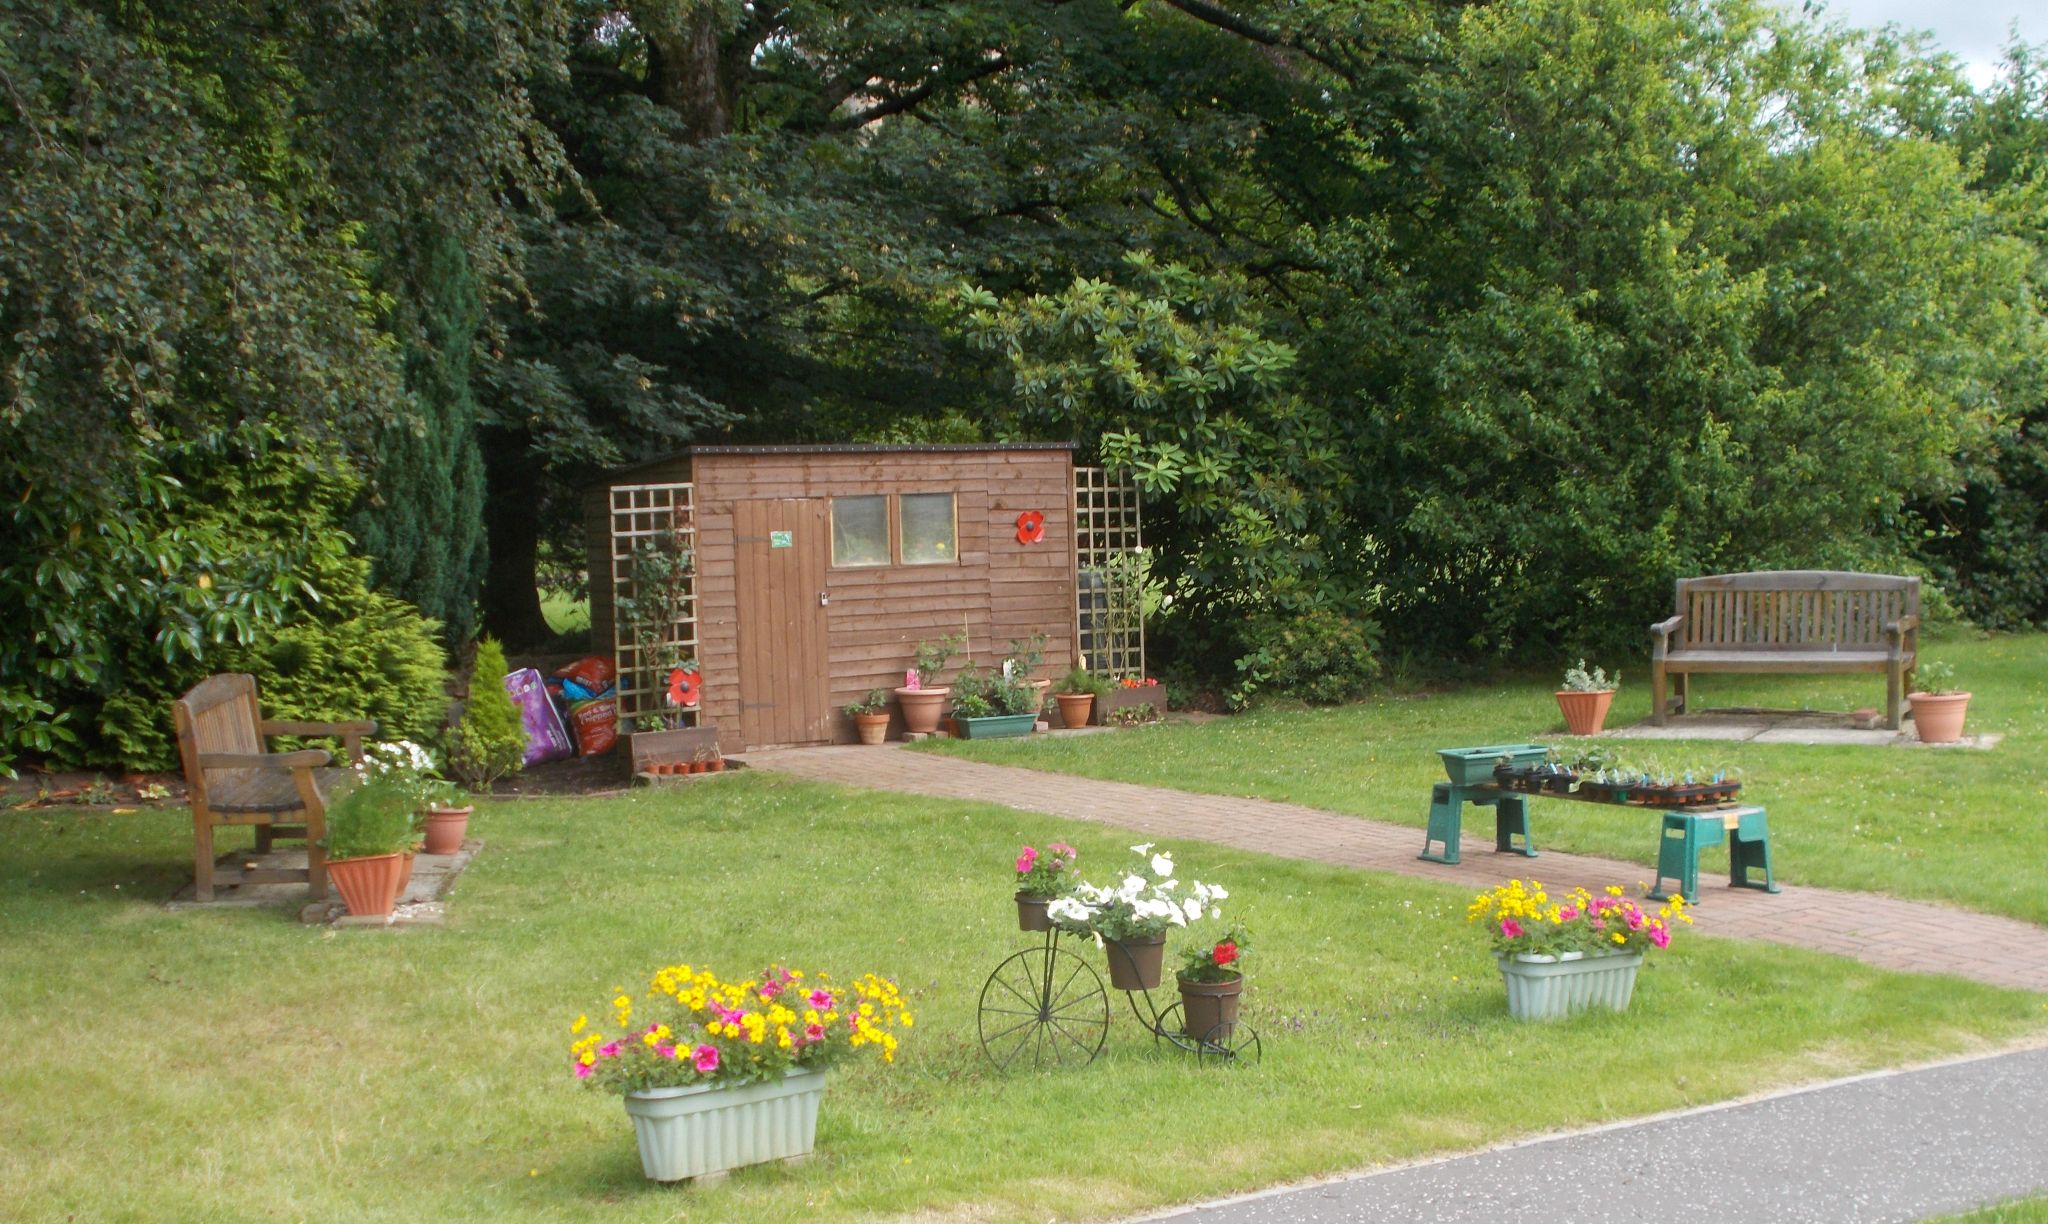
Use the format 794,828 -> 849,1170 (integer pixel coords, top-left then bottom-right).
320,775 -> 422,917
895,633 -> 964,736
1176,923 -> 1248,1042
1011,842 -> 1078,931
844,689 -> 892,745
1556,659 -> 1619,736
1047,843 -> 1227,991
570,962 -> 912,1182
361,740 -> 472,856
1907,660 -> 1971,743
1469,879 -> 1690,1021
1052,666 -> 1107,729
949,665 -> 1040,739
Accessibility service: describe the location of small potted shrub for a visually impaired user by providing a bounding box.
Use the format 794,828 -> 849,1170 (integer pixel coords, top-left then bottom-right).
1556,659 -> 1619,736
447,637 -> 526,792
362,740 -> 472,856
321,775 -> 422,917
1002,633 -> 1053,711
570,962 -> 912,1183
1469,879 -> 1690,1021
895,633 -> 964,736
1011,842 -> 1078,931
1052,667 -> 1106,729
1907,660 -> 1971,743
1048,842 -> 1227,990
844,689 -> 892,745
1176,923 -> 1248,1043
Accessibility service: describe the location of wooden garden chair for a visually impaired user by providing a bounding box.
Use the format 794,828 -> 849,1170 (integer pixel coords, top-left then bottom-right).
173,674 -> 376,901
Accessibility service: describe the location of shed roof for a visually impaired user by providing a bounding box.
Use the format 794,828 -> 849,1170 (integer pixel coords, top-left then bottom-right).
596,441 -> 1075,485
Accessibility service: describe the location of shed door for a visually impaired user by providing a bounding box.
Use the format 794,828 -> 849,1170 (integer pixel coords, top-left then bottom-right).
734,499 -> 831,747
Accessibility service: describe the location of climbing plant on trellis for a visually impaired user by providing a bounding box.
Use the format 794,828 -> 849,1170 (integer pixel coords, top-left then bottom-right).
1073,466 -> 1144,680
608,482 -> 698,728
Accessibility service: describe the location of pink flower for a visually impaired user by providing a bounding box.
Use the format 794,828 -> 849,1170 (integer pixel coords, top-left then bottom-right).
598,1042 -> 621,1058
656,1044 -> 676,1059
573,1062 -> 593,1079
1016,846 -> 1038,874
808,988 -> 833,1009
805,1023 -> 826,1042
1648,926 -> 1671,949
692,1044 -> 720,1073
1500,918 -> 1524,939
1558,905 -> 1578,921
760,981 -> 782,1000
1626,909 -> 1645,930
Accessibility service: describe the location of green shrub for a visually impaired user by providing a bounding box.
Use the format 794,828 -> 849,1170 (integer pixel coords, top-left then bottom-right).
447,637 -> 524,791
1230,609 -> 1383,710
323,775 -> 422,860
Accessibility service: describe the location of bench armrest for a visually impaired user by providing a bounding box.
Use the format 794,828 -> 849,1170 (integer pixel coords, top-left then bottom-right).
1650,614 -> 1685,656
199,749 -> 333,770
1885,613 -> 1920,658
260,718 -> 377,763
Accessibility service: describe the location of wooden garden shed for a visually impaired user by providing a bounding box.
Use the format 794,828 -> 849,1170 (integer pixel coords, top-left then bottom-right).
584,444 -> 1142,754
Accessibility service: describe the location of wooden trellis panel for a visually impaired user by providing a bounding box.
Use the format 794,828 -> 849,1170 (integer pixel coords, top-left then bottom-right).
609,482 -> 697,726
1072,466 -> 1144,680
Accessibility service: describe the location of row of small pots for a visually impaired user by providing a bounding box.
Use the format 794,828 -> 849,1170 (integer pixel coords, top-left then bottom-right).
644,759 -> 725,775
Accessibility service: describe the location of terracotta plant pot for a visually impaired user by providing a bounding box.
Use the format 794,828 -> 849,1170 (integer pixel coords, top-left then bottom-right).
894,687 -> 949,735
1908,691 -> 1971,743
1015,892 -> 1053,932
1177,973 -> 1244,1041
852,711 -> 891,745
1102,934 -> 1167,991
1555,688 -> 1617,736
327,852 -> 407,917
396,851 -> 415,896
707,758 -> 724,773
1053,692 -> 1095,728
422,805 -> 473,855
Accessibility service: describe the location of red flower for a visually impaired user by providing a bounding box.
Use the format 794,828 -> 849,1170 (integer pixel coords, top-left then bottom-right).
668,667 -> 701,708
1014,510 -> 1046,544
1212,941 -> 1238,967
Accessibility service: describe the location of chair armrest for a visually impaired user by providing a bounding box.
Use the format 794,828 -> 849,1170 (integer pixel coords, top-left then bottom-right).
260,718 -> 378,763
1650,614 -> 1685,656
199,749 -> 333,770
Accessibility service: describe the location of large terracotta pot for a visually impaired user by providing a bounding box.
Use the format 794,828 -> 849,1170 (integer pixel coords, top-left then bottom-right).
1177,973 -> 1244,1041
1908,691 -> 1971,743
422,805 -> 473,855
1555,689 -> 1617,737
1053,692 -> 1095,728
893,687 -> 949,735
852,712 -> 891,745
1102,934 -> 1167,991
328,852 -> 407,917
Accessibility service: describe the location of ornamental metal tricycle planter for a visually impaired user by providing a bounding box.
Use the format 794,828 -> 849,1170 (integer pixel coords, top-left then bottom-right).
976,926 -> 1260,1071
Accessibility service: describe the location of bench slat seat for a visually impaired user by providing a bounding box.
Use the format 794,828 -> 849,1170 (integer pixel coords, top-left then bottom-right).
207,767 -> 351,815
1651,571 -> 1918,730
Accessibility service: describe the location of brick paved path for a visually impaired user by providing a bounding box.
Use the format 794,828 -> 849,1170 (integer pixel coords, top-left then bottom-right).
746,745 -> 2048,993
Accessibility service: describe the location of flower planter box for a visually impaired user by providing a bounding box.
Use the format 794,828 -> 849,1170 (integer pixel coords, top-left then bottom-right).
952,713 -> 1037,739
1095,685 -> 1167,725
1439,744 -> 1548,787
627,725 -> 722,777
1496,951 -> 1642,1021
622,1068 -> 826,1182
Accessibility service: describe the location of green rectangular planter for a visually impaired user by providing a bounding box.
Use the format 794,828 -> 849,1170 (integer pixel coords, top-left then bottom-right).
622,1067 -> 825,1182
1495,951 -> 1642,1021
952,713 -> 1038,739
1438,744 -> 1550,786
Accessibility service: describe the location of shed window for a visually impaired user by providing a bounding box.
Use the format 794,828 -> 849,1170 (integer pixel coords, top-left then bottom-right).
900,493 -> 956,565
831,495 -> 889,567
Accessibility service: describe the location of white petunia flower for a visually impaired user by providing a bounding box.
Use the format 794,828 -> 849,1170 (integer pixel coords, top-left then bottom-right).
1183,898 -> 1202,921
1151,853 -> 1174,878
1130,843 -> 1154,855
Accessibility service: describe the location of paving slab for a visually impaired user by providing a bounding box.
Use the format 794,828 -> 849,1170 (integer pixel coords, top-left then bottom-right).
1596,709 -> 2000,749
742,745 -> 2048,992
166,839 -> 483,927
1143,1043 -> 2048,1224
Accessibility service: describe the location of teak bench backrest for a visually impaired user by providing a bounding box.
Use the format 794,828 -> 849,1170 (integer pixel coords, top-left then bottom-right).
174,674 -> 264,808
1675,572 -> 1919,652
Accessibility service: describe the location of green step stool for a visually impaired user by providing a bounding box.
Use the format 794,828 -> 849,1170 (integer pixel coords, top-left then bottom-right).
1649,806 -> 1780,903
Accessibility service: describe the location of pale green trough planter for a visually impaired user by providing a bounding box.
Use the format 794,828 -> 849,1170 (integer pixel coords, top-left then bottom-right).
622,1067 -> 825,1182
1495,951 -> 1642,1021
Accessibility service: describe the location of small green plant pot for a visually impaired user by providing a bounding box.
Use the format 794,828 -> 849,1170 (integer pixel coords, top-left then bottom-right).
1439,745 -> 1549,787
1495,951 -> 1642,1021
622,1068 -> 826,1182
952,713 -> 1037,739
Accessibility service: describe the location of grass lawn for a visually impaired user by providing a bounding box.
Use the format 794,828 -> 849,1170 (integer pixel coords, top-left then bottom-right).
3,773 -> 2043,1222
924,632 -> 2048,925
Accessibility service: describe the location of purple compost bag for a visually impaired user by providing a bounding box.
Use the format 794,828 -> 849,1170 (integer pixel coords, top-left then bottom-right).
504,667 -> 573,765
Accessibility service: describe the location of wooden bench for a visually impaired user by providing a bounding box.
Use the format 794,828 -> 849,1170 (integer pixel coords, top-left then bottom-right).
173,674 -> 376,901
1650,571 -> 1919,730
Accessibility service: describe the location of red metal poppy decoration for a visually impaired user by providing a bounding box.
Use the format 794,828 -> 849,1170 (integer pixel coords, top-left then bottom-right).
667,666 -> 701,708
1015,510 -> 1046,544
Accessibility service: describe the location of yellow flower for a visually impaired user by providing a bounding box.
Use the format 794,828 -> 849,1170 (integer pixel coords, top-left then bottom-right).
571,1014 -> 587,1034
1611,931 -> 1626,944
578,1051 -> 596,1067
900,1013 -> 914,1028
